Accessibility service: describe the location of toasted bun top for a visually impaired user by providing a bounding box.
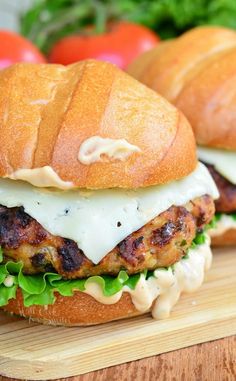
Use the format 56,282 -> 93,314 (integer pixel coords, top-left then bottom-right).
127,26 -> 236,151
0,60 -> 196,189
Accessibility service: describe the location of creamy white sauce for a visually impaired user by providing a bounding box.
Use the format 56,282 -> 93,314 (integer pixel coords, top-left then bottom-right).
84,236 -> 212,319
198,146 -> 236,184
0,163 -> 218,264
6,166 -> 73,190
3,275 -> 15,288
210,214 -> 236,237
78,136 -> 141,164
84,283 -> 122,305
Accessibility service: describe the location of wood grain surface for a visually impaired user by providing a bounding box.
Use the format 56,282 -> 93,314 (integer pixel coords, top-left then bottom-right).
0,248 -> 236,380
1,336 -> 236,381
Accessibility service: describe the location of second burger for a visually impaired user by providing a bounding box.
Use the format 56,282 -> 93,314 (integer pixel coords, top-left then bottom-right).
128,26 -> 236,245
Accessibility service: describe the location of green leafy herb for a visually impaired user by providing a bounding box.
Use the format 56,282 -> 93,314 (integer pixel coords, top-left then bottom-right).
190,230 -> 206,249
20,0 -> 236,54
205,216 -> 217,230
231,213 -> 236,221
0,284 -> 17,306
193,232 -> 206,245
0,256 -> 142,308
180,239 -> 187,247
215,212 -> 223,222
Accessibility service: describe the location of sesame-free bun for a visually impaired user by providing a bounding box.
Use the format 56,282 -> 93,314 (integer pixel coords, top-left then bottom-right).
3,289 -> 142,326
211,228 -> 236,246
0,60 -> 196,189
127,26 -> 236,150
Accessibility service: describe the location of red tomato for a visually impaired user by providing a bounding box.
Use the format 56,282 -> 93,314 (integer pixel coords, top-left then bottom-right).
0,30 -> 46,69
49,22 -> 159,69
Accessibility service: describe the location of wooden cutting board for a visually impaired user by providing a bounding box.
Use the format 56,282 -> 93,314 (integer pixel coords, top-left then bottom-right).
0,248 -> 236,380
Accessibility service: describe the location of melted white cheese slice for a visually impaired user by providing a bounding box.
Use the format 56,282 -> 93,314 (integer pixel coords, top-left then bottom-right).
198,146 -> 236,184
0,162 -> 218,264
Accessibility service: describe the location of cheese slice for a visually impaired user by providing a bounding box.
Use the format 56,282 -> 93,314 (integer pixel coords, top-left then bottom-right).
198,146 -> 236,184
0,163 -> 218,264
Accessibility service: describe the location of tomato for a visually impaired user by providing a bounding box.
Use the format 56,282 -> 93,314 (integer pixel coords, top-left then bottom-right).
0,30 -> 46,69
49,22 -> 159,69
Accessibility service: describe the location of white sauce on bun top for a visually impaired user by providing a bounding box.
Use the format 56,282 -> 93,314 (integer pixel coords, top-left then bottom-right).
78,136 -> 141,164
6,166 -> 73,189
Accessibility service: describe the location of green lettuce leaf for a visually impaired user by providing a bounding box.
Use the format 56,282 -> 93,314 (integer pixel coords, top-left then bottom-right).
0,256 -> 142,307
0,284 -> 17,306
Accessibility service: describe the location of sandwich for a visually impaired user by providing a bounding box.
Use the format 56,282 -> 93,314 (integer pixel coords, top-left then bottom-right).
128,26 -> 236,246
0,60 -> 218,325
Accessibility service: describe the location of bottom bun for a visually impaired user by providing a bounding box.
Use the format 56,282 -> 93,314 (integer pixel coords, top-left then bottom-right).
211,228 -> 236,246
3,289 -> 142,326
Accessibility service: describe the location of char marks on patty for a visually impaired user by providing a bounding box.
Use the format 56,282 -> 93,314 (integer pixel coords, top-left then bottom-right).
58,239 -> 85,272
0,195 -> 215,279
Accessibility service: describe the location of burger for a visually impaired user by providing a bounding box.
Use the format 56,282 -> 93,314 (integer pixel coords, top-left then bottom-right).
128,26 -> 236,246
0,60 -> 218,325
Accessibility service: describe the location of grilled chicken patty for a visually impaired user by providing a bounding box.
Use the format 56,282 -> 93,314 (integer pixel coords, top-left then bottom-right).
205,164 -> 236,213
0,195 -> 214,278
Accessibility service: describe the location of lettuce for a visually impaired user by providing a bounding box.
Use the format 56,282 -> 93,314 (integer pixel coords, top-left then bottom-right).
0,229 -> 209,308
0,251 -> 142,307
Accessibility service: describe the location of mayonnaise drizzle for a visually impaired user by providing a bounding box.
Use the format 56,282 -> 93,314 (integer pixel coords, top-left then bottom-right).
6,166 -> 73,189
84,236 -> 212,319
78,136 -> 141,164
209,214 -> 236,237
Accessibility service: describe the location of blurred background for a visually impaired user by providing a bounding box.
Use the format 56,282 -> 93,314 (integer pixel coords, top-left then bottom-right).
0,0 -> 236,69
0,0 -> 30,31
